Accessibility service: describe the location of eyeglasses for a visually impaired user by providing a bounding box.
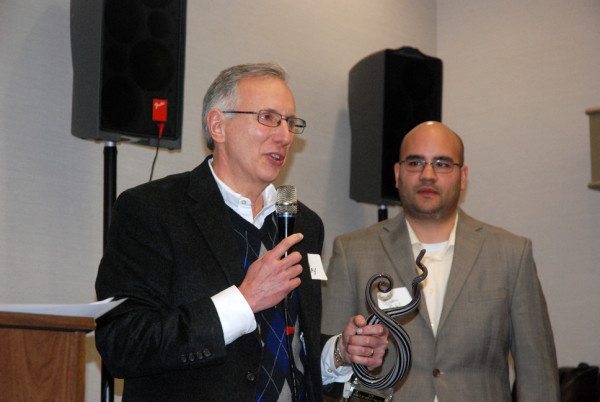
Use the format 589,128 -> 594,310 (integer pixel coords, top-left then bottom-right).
221,109 -> 306,134
399,157 -> 463,174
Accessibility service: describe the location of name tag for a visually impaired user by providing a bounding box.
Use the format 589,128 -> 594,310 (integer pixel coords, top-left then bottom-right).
377,287 -> 411,309
307,254 -> 327,280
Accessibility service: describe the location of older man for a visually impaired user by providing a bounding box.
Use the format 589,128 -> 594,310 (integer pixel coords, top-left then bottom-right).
95,63 -> 387,401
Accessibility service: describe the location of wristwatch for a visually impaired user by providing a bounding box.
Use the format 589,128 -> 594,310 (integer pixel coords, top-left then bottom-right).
333,334 -> 345,366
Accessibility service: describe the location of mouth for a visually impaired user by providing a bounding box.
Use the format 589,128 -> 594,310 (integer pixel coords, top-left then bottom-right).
268,152 -> 285,164
416,186 -> 439,197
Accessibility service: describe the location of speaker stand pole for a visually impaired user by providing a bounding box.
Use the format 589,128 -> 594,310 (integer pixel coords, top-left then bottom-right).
378,204 -> 388,222
102,141 -> 117,402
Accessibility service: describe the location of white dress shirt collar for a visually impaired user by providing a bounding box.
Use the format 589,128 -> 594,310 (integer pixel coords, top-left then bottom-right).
208,158 -> 276,229
406,213 -> 459,251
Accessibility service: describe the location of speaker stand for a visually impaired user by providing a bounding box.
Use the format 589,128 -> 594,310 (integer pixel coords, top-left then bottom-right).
378,204 -> 388,222
102,141 -> 117,402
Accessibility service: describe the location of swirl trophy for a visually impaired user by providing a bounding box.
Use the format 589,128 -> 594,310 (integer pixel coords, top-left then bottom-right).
343,250 -> 428,401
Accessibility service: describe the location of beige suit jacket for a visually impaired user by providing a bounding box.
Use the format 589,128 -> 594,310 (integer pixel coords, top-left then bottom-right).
321,210 -> 559,402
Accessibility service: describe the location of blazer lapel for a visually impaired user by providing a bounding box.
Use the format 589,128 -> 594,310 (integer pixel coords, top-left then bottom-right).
380,213 -> 432,326
293,207 -> 319,327
437,210 -> 484,332
186,157 -> 245,286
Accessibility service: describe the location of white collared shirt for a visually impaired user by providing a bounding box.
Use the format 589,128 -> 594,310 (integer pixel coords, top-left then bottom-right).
407,214 -> 458,402
406,214 -> 458,336
209,158 -> 277,228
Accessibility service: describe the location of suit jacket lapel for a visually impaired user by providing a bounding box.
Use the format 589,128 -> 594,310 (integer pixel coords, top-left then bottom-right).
380,213 -> 432,326
437,210 -> 484,332
186,157 -> 245,286
293,207 -> 319,327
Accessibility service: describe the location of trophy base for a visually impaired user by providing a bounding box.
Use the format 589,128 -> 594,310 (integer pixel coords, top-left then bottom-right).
343,378 -> 393,402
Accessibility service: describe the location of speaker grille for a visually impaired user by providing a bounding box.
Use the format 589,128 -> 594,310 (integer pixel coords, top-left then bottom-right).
349,47 -> 442,205
100,0 -> 185,144
70,0 -> 186,149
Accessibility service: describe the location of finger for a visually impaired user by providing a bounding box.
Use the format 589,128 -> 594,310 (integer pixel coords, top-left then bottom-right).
347,349 -> 384,368
287,276 -> 302,292
260,249 -> 301,272
347,343 -> 373,357
284,264 -> 303,280
352,315 -> 368,332
356,323 -> 386,336
269,233 -> 304,260
280,251 -> 303,268
347,333 -> 388,352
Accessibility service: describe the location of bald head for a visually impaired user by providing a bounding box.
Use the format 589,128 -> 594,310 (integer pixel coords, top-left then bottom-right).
400,121 -> 464,165
394,120 -> 467,227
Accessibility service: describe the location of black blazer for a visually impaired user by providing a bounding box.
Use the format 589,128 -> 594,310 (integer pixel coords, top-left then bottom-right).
95,156 -> 325,401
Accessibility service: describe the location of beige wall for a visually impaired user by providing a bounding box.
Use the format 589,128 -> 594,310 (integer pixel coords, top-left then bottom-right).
437,0 -> 600,369
0,1 -> 597,400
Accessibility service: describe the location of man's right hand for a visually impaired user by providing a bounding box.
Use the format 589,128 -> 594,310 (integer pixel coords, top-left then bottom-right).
238,233 -> 304,313
337,315 -> 389,369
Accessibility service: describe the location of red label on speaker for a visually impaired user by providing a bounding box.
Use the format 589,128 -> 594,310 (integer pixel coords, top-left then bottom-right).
152,98 -> 168,122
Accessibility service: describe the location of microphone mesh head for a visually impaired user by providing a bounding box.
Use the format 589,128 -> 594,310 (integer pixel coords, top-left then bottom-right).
276,185 -> 297,215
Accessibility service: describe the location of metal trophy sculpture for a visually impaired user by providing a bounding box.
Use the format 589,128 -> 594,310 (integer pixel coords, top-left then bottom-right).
344,250 -> 428,401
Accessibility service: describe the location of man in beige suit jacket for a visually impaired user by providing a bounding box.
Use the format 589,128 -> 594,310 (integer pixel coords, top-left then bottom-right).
321,122 -> 560,401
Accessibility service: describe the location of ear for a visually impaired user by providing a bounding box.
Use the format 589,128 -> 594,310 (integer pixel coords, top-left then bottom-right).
393,162 -> 401,189
206,108 -> 226,145
460,164 -> 468,191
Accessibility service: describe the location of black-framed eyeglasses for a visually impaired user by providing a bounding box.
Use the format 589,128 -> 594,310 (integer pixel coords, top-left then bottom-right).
221,109 -> 306,134
399,157 -> 463,174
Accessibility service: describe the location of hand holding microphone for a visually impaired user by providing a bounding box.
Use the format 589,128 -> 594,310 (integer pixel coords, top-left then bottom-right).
238,185 -> 303,313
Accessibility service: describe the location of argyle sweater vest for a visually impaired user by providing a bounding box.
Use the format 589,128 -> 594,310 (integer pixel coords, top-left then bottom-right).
227,209 -> 306,402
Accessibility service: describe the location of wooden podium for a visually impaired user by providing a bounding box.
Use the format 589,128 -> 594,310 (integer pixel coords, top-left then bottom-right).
0,312 -> 95,402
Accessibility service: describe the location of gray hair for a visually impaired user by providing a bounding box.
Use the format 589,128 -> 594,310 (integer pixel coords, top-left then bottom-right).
202,63 -> 288,150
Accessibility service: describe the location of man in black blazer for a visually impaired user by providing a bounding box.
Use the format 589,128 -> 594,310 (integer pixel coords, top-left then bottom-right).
95,63 -> 388,401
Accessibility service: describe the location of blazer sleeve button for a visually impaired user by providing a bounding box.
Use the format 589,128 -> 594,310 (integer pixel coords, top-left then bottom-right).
202,348 -> 212,358
432,368 -> 441,377
188,352 -> 195,362
180,354 -> 187,363
246,371 -> 256,382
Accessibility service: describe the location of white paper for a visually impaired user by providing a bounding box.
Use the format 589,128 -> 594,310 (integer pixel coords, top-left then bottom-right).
0,297 -> 127,319
307,253 -> 328,280
377,287 -> 412,309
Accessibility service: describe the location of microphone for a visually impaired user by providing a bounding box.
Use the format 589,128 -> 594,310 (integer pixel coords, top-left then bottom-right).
275,185 -> 299,402
275,185 -> 297,246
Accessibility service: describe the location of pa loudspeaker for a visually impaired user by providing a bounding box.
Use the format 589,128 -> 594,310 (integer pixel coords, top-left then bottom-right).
70,0 -> 186,149
348,47 -> 442,205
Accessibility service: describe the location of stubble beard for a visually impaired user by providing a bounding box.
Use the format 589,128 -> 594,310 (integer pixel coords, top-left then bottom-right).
399,185 -> 461,223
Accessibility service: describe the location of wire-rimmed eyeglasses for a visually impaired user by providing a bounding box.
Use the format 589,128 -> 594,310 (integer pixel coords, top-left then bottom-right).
221,109 -> 306,134
399,157 -> 463,174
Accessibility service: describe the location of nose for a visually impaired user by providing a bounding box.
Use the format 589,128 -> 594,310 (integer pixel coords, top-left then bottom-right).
419,162 -> 438,180
273,120 -> 294,146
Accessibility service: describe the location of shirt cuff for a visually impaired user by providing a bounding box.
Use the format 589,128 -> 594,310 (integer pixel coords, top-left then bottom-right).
211,285 -> 256,345
321,334 -> 353,385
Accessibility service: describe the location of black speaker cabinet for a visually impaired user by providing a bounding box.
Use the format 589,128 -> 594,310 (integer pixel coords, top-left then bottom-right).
348,47 -> 442,205
70,0 -> 186,149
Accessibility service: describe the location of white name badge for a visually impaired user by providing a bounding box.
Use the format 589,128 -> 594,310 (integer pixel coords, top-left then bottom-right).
307,253 -> 328,280
377,287 -> 412,309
